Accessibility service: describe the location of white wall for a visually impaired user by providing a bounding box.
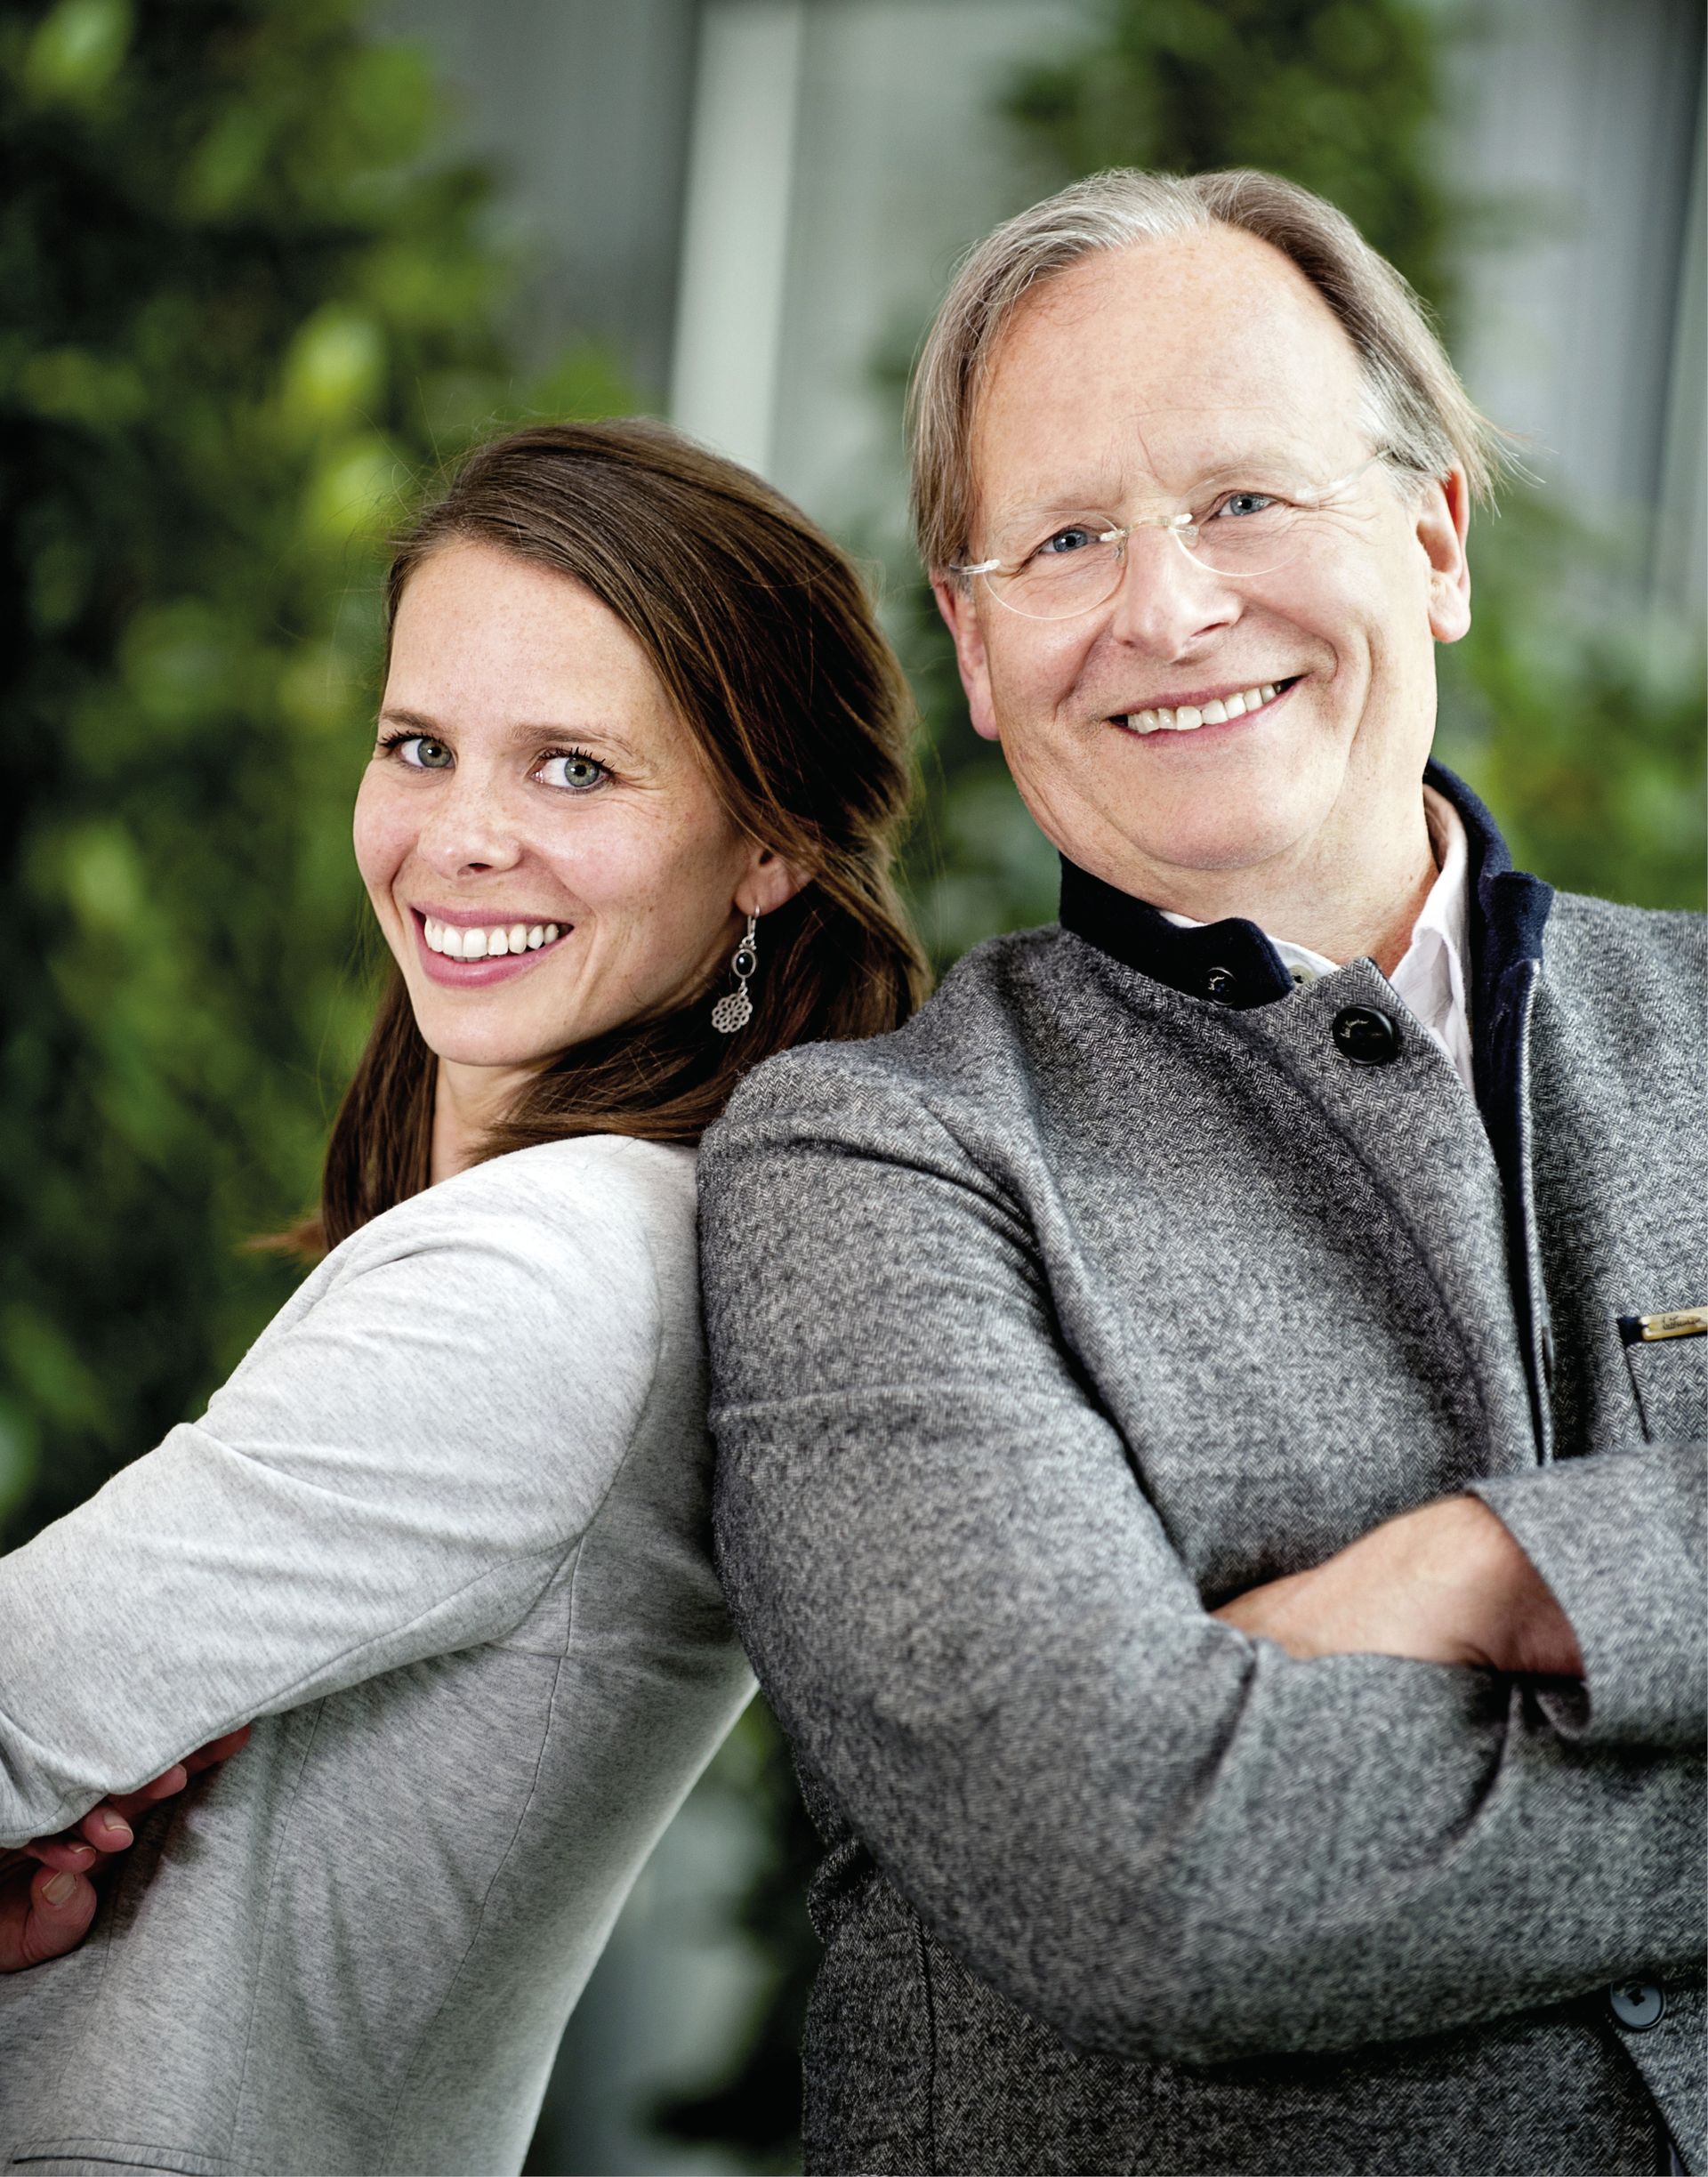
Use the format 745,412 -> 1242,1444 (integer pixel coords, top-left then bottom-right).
669,0 -> 1077,530
378,0 -> 699,395
1446,0 -> 1705,608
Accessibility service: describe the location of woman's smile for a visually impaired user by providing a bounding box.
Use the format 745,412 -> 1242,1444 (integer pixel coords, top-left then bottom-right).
411,906 -> 575,986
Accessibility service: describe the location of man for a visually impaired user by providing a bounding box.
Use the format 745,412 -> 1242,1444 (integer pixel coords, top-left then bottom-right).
700,169 -> 1704,2174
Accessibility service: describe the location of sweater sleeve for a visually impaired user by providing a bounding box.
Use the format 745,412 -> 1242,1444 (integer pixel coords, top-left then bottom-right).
0,1145 -> 669,1845
1470,1442 -> 1706,1746
701,1061 -> 1704,2070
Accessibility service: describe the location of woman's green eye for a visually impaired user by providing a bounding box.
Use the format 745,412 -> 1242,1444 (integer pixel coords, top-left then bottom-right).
538,751 -> 608,793
397,736 -> 454,770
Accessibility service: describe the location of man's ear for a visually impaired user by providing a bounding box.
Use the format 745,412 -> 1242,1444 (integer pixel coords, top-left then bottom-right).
1420,465 -> 1471,646
735,844 -> 811,922
931,575 -> 1002,742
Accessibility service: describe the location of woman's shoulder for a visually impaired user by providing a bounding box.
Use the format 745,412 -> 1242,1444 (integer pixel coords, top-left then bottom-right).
314,1136 -> 700,1342
437,1133 -> 697,1243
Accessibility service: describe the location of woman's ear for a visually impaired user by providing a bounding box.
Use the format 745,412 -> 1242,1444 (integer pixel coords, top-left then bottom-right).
1421,465 -> 1472,646
735,845 -> 811,921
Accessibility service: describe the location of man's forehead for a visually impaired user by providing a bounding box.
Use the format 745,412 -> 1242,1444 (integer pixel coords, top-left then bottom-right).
983,407 -> 1329,504
968,235 -> 1370,520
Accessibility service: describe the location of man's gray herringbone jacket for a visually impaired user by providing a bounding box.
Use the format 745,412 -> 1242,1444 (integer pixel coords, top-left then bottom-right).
700,768 -> 1705,2176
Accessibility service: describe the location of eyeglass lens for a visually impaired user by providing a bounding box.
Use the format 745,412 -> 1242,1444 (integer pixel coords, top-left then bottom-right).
979,463 -> 1380,621
987,508 -> 1305,620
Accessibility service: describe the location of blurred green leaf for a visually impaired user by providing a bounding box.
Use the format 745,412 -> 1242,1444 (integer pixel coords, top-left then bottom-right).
0,0 -> 636,1554
280,306 -> 388,435
21,0 -> 132,108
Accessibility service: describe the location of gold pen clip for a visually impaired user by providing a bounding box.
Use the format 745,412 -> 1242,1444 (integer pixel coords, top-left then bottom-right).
1619,1305 -> 1708,1344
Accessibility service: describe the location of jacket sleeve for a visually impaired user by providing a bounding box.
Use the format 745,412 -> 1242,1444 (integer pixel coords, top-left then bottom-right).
701,1060 -> 1704,2069
1470,1443 -> 1706,1747
0,1155 -> 664,1845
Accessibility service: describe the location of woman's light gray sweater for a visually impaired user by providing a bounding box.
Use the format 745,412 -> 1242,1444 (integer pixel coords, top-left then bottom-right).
0,1135 -> 752,2176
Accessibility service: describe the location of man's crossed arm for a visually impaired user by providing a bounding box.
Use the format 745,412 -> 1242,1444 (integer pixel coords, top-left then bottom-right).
703,1060 -> 1704,2069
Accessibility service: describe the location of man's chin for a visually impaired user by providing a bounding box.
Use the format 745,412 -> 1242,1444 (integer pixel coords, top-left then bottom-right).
1106,802 -> 1322,885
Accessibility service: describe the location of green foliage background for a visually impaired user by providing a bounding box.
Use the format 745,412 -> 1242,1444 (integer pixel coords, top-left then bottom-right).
1,2 -> 1701,2173
0,0 -> 626,1549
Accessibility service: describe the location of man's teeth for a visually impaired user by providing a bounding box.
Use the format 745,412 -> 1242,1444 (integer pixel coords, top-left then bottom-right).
423,918 -> 565,959
1123,681 -> 1281,735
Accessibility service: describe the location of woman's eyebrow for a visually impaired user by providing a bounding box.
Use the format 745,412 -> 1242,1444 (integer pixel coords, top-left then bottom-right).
376,707 -> 646,762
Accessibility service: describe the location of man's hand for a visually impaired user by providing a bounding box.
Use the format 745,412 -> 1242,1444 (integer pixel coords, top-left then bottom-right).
1213,1497 -> 1584,1677
0,1727 -> 252,1972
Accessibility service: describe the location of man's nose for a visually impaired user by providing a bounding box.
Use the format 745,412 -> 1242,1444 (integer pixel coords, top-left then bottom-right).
1104,524 -> 1239,657
415,769 -> 524,877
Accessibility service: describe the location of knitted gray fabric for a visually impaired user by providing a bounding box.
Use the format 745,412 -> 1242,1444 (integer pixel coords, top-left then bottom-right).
0,1137 -> 753,2176
702,885 -> 1705,2177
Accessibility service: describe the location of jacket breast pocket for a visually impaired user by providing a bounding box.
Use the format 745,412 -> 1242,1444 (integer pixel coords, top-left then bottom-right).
1619,1307 -> 1708,1445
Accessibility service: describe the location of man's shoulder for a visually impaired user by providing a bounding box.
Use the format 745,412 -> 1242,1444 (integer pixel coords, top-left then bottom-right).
1534,891 -> 1704,1105
1543,889 -> 1704,1016
1548,888 -> 1704,968
714,924 -> 1067,1138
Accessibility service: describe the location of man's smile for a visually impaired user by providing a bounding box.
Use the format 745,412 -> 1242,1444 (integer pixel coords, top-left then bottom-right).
1105,674 -> 1304,737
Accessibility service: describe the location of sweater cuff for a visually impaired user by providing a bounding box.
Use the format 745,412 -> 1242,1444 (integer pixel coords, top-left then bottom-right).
1470,1445 -> 1705,1747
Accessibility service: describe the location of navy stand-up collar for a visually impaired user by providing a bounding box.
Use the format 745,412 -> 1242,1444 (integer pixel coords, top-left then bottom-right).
1057,759 -> 1552,1086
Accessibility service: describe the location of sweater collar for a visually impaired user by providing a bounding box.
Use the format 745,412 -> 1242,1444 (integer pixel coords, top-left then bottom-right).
1057,760 -> 1552,1018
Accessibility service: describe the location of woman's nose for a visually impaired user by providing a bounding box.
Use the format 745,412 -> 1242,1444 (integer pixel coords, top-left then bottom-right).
415,770 -> 524,877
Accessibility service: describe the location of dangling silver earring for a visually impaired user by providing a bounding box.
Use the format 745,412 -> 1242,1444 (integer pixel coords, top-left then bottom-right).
712,913 -> 760,1034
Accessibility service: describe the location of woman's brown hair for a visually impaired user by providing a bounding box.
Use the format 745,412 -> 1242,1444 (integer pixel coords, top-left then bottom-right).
300,417 -> 927,1255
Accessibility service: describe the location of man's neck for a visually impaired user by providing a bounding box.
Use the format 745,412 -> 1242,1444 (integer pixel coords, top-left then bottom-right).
1139,799 -> 1439,978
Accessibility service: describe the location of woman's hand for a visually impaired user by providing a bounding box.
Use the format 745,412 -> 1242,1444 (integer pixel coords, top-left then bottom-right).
0,1727 -> 252,1972
1213,1497 -> 1584,1677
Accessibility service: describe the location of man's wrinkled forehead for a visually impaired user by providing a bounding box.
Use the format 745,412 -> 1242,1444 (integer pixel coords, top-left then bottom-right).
978,406 -> 1347,535
966,230 -> 1370,531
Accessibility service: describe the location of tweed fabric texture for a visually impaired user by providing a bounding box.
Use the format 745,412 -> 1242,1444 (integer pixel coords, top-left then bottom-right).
703,822 -> 1705,2175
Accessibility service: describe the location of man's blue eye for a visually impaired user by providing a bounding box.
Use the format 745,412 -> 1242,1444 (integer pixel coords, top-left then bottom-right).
1214,493 -> 1277,520
1036,527 -> 1099,559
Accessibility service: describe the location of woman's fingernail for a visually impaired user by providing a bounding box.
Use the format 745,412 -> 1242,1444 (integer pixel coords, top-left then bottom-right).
99,1814 -> 131,1839
43,1873 -> 77,1906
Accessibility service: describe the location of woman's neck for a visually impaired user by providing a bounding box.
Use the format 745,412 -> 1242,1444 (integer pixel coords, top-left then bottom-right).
430,1058 -> 539,1185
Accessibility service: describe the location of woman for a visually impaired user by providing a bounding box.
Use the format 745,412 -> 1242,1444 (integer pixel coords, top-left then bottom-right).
0,418 -> 926,2174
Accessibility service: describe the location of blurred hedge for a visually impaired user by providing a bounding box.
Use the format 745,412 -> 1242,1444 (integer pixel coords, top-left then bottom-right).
0,0 -> 627,1545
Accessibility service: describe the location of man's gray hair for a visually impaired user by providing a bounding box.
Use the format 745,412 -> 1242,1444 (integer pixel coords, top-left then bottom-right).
908,166 -> 1509,574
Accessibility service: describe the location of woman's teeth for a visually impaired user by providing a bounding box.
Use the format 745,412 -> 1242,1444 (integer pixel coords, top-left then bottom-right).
1123,681 -> 1281,735
423,917 -> 565,960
